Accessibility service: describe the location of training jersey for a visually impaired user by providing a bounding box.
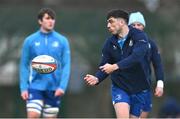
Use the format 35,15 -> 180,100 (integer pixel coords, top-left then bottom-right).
96,26 -> 151,94
20,30 -> 71,93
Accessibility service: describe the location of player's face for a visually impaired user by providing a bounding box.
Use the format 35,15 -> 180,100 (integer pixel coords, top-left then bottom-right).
131,22 -> 144,31
107,17 -> 123,35
39,13 -> 55,32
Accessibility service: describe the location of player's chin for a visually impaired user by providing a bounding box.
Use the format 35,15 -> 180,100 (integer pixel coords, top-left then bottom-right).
111,31 -> 117,35
47,27 -> 54,31
108,30 -> 113,34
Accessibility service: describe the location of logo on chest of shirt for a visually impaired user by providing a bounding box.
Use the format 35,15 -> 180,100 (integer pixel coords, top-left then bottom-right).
35,42 -> 40,46
52,41 -> 59,48
113,45 -> 117,50
129,40 -> 133,47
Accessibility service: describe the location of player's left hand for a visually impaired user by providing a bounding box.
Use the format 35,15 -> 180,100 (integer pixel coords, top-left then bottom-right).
99,63 -> 118,74
154,87 -> 163,97
55,88 -> 64,97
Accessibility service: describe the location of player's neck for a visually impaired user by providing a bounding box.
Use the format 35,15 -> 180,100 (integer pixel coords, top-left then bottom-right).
118,25 -> 129,39
40,27 -> 53,34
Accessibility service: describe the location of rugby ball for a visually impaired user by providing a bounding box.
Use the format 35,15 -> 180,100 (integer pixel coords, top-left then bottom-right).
31,55 -> 57,74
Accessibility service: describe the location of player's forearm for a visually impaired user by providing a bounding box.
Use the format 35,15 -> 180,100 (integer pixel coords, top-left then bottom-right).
59,65 -> 70,91
20,78 -> 29,93
20,64 -> 29,93
95,70 -> 109,84
60,50 -> 71,91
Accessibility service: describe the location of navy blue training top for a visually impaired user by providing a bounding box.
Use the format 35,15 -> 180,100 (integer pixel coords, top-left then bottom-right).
95,26 -> 151,94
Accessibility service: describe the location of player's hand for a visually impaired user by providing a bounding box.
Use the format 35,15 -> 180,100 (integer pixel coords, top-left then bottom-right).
55,88 -> 64,97
21,90 -> 29,100
154,87 -> 163,97
99,63 -> 118,74
84,74 -> 99,86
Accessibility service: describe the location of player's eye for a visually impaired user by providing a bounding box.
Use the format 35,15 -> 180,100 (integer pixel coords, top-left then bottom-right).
137,24 -> 141,26
132,24 -> 135,26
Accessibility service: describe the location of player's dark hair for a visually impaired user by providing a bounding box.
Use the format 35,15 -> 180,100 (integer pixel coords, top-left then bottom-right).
38,8 -> 56,20
107,9 -> 129,24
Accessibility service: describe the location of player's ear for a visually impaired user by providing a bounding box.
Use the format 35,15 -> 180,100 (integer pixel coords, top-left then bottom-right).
117,18 -> 124,25
121,19 -> 126,25
38,19 -> 42,25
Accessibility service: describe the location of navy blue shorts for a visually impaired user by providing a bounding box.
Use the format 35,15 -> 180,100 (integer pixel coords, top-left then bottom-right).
111,84 -> 147,117
141,90 -> 152,112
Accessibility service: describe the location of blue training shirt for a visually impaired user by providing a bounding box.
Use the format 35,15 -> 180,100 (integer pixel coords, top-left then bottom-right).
20,30 -> 71,93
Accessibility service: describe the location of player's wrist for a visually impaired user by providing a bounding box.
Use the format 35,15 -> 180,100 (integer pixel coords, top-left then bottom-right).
157,80 -> 164,88
95,77 -> 99,84
57,88 -> 64,92
113,64 -> 119,70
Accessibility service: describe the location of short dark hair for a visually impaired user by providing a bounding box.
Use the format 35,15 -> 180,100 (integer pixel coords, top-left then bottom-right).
107,9 -> 129,24
38,8 -> 56,20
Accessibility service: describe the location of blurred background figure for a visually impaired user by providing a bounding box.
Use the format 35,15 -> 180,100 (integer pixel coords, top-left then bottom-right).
158,97 -> 180,118
128,11 -> 164,118
19,8 -> 71,118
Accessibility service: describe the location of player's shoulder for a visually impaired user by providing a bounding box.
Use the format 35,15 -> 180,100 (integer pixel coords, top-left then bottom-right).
148,36 -> 157,45
106,35 -> 118,42
149,39 -> 158,49
52,30 -> 68,41
25,31 -> 41,41
101,35 -> 117,49
149,38 -> 155,44
23,31 -> 40,45
104,35 -> 115,45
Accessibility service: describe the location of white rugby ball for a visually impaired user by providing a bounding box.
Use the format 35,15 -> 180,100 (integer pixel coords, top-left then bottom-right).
31,55 -> 57,74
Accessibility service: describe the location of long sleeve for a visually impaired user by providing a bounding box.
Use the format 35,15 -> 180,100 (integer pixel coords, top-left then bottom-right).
150,40 -> 164,81
58,38 -> 71,92
19,39 -> 30,93
95,40 -> 110,83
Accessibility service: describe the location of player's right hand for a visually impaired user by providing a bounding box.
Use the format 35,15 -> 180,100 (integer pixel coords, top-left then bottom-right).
21,90 -> 29,100
84,74 -> 99,86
